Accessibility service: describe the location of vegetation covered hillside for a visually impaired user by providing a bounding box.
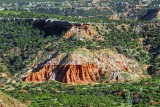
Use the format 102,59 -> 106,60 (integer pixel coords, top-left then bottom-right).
0,91 -> 28,107
1,76 -> 160,106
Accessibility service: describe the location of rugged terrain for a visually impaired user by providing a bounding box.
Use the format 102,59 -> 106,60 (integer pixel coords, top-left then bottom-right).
33,19 -> 103,40
0,0 -> 160,20
0,0 -> 160,106
24,48 -> 147,84
0,16 -> 160,84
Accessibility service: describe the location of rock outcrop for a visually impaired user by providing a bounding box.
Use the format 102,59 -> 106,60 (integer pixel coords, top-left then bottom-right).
33,20 -> 103,40
24,48 -> 148,84
25,64 -> 101,84
56,64 -> 100,84
25,65 -> 56,82
24,50 -> 103,84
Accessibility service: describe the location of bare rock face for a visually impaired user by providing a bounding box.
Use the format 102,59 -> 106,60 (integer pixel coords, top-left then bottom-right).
25,64 -> 100,84
25,65 -> 56,82
56,64 -> 100,84
24,48 -> 148,84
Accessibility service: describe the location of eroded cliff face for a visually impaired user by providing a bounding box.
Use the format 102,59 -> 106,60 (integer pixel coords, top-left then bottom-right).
33,20 -> 103,40
24,64 -> 101,84
56,64 -> 100,84
24,48 -> 148,84
25,65 -> 56,82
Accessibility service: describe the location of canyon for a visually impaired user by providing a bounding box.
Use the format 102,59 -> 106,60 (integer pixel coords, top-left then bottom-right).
0,1 -> 160,106
1,17 -> 158,85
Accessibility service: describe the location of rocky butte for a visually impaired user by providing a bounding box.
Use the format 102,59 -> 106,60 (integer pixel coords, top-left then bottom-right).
24,48 -> 148,84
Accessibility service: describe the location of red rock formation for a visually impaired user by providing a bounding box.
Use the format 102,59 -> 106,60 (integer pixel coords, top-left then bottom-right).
25,65 -> 56,82
24,64 -> 101,84
24,48 -> 146,84
56,64 -> 100,84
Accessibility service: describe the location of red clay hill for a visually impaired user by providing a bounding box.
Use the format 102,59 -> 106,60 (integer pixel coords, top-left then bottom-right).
24,48 -> 148,84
